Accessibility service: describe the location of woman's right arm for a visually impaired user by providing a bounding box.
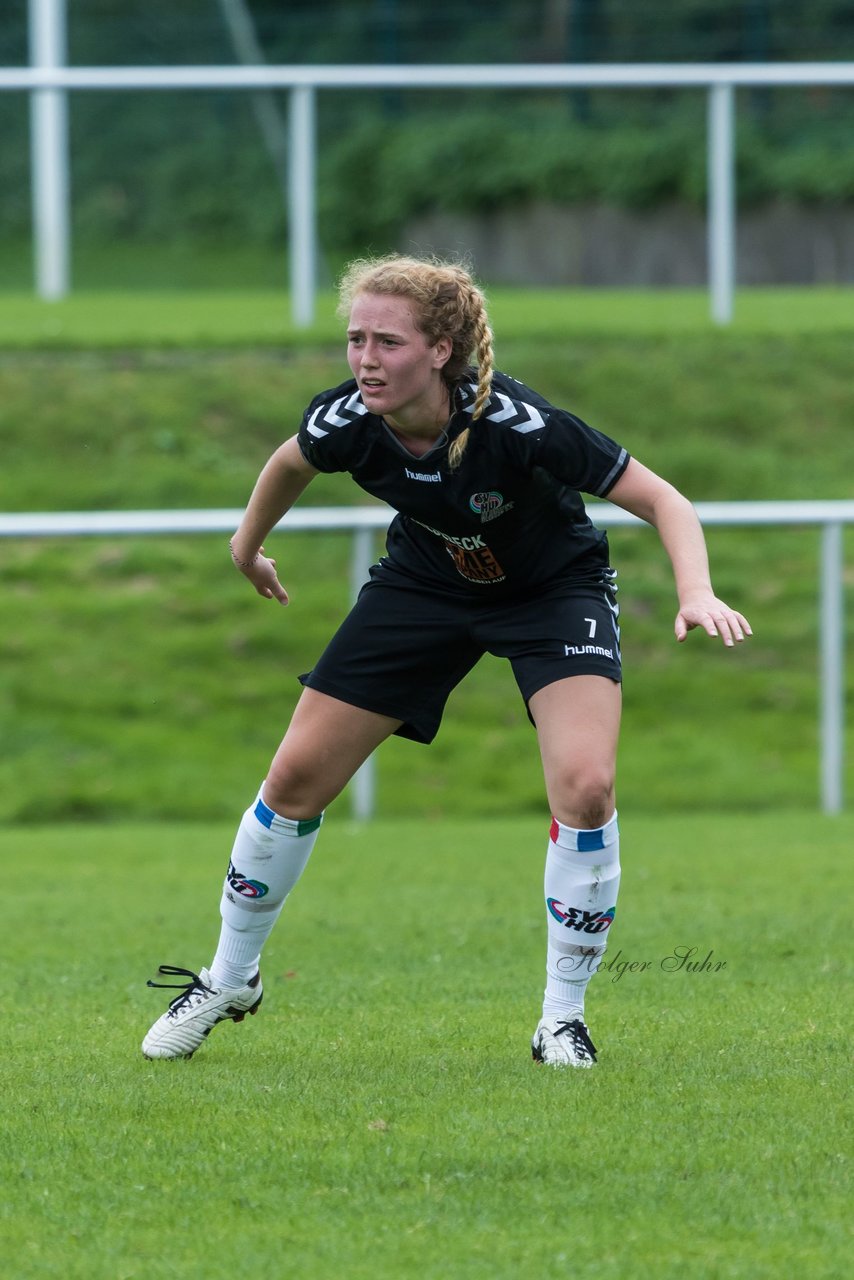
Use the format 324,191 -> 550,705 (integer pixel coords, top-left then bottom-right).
229,435 -> 320,605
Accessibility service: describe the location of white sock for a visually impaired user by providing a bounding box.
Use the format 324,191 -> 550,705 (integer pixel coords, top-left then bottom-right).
542,812 -> 621,1023
209,784 -> 323,988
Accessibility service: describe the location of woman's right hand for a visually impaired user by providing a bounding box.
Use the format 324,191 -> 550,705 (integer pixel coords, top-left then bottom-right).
232,546 -> 290,605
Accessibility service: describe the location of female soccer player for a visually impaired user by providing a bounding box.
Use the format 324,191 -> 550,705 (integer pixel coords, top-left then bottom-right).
142,255 -> 751,1067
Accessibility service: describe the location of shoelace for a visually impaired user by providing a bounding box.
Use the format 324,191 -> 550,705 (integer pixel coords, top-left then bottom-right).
554,1019 -> 597,1061
146,964 -> 214,1015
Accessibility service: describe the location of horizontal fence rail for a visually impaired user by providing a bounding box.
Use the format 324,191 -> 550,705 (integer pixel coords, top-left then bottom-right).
2,500 -> 850,817
6,62 -> 854,90
3,44 -> 854,320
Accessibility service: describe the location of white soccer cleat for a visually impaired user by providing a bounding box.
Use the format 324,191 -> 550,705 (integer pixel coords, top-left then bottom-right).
142,965 -> 263,1060
531,1016 -> 597,1068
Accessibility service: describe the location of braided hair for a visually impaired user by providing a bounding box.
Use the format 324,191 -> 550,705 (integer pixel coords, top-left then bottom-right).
337,254 -> 494,469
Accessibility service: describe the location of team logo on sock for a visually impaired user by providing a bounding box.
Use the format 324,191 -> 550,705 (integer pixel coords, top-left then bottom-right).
547,899 -> 615,934
227,860 -> 269,899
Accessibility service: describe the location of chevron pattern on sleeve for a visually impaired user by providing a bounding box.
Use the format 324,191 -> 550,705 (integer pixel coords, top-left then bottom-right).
306,390 -> 369,438
458,381 -> 546,434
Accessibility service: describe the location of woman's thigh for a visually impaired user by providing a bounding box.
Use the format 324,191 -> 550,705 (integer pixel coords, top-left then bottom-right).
529,675 -> 622,828
264,688 -> 402,817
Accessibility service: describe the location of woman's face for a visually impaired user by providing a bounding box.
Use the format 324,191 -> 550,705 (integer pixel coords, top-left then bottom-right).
346,292 -> 451,430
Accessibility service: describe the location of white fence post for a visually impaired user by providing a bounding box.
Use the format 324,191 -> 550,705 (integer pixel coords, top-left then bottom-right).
288,84 -> 316,328
28,0 -> 69,299
11,61 -> 854,322
708,81 -> 735,325
820,522 -> 845,814
348,526 -> 377,820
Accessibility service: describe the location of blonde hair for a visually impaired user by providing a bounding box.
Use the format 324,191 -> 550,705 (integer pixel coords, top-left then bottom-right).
337,254 -> 494,469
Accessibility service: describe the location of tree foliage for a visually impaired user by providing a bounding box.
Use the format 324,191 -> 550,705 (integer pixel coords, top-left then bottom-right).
2,2 -> 853,251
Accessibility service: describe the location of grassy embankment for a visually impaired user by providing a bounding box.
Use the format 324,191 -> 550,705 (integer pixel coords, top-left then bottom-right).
1,289 -> 852,822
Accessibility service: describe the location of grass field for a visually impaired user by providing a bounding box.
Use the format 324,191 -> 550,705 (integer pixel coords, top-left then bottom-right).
2,284 -> 853,349
2,812 -> 851,1280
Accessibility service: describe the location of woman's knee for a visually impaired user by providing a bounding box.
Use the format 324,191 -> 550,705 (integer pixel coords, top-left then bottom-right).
550,764 -> 616,830
262,754 -> 332,820
261,689 -> 398,819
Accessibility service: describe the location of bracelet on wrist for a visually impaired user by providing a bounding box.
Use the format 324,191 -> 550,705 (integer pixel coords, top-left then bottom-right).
229,538 -> 260,568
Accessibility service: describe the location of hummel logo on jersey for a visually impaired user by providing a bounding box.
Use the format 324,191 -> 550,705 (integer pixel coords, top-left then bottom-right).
565,643 -> 615,659
547,899 -> 616,933
404,467 -> 442,483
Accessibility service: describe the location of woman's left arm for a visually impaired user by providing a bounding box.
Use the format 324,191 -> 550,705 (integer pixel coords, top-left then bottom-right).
606,457 -> 752,646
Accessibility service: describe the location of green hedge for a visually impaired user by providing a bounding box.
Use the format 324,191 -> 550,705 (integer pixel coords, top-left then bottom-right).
2,93 -> 854,254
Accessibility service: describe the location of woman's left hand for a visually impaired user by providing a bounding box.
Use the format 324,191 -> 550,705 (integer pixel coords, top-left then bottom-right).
675,595 -> 753,647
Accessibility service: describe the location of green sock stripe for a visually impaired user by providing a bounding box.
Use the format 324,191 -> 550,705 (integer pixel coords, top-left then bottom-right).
296,815 -> 323,837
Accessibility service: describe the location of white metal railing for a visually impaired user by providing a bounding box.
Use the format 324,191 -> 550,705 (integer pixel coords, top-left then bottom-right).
3,6 -> 854,322
1,500 -> 850,816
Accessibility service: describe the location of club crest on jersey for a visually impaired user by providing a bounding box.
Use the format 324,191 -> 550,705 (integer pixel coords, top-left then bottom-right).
469,491 -> 515,523
227,860 -> 269,899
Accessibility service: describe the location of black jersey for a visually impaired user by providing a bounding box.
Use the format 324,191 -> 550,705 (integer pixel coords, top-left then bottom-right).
297,369 -> 630,599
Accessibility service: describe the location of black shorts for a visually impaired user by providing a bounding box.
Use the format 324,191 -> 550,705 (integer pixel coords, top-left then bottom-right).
299,569 -> 621,744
